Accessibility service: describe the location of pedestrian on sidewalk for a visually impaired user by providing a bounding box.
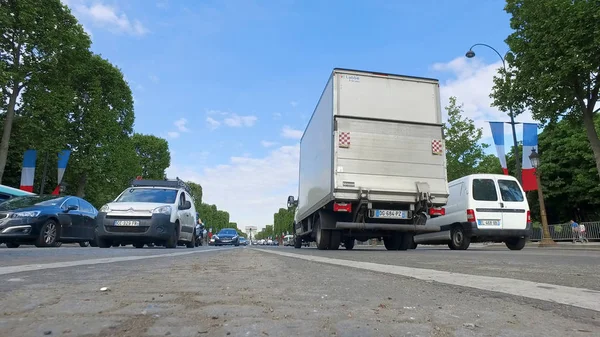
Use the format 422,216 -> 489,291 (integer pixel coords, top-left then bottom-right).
579,223 -> 589,243
570,220 -> 580,243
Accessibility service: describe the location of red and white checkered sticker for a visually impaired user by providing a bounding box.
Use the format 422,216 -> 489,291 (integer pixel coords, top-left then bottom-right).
431,139 -> 443,155
339,132 -> 350,148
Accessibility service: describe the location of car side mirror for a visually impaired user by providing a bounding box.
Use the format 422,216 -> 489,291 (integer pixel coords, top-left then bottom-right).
179,200 -> 192,210
66,204 -> 78,212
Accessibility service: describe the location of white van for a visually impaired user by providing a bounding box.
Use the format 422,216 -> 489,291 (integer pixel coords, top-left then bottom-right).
414,174 -> 531,250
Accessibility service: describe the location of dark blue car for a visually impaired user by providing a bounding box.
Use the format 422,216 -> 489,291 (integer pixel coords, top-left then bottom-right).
213,228 -> 240,246
0,195 -> 97,248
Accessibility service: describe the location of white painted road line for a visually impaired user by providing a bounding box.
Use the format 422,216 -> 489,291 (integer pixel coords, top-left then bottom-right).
0,248 -> 235,276
255,249 -> 600,312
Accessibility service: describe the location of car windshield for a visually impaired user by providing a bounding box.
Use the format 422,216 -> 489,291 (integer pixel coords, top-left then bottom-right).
115,188 -> 178,203
218,229 -> 237,236
0,195 -> 63,211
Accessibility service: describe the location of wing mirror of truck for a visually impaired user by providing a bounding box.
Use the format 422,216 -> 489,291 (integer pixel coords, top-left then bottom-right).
287,196 -> 298,208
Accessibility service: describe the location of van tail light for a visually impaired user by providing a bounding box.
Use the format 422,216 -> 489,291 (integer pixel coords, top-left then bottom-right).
429,207 -> 445,216
333,202 -> 352,213
526,210 -> 531,223
467,209 -> 477,222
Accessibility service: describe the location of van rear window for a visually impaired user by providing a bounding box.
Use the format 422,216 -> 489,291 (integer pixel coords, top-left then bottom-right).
498,179 -> 524,202
472,179 -> 498,201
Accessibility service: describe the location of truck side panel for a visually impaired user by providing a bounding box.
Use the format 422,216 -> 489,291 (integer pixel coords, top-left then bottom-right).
335,70 -> 441,124
333,117 -> 448,205
297,75 -> 335,222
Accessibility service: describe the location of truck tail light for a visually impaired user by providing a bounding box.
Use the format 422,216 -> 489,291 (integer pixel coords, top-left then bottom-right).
527,210 -> 531,223
333,202 -> 352,213
429,207 -> 445,216
466,209 -> 476,222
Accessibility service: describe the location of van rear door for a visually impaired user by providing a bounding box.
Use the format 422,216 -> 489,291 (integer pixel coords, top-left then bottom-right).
471,177 -> 504,229
497,178 -> 529,230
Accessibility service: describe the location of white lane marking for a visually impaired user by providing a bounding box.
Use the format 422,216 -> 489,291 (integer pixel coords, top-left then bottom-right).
0,248 -> 235,276
255,249 -> 600,312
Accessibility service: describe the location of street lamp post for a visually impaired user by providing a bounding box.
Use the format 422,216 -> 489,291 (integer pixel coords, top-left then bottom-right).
466,43 -> 521,183
528,149 -> 556,247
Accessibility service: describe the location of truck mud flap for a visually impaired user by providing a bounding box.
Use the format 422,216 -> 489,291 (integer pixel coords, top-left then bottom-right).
336,222 -> 440,233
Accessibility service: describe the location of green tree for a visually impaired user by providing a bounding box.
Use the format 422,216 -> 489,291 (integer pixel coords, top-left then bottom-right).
131,133 -> 171,180
443,96 -> 489,181
62,53 -> 135,197
0,0 -> 91,182
491,0 -> 600,179
475,154 -> 504,175
187,181 -> 203,208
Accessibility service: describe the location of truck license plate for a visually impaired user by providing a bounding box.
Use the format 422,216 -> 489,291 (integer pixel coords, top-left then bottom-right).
114,220 -> 140,226
478,220 -> 500,226
373,210 -> 408,219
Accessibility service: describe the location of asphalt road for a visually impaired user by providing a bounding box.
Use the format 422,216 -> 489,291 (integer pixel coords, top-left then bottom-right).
1,245 -> 599,337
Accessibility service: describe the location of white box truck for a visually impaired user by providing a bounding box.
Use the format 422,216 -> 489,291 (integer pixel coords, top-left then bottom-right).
287,68 -> 449,251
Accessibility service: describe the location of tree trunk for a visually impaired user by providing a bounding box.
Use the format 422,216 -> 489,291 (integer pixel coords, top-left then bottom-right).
581,108 -> 600,181
0,83 -> 22,184
76,173 -> 87,197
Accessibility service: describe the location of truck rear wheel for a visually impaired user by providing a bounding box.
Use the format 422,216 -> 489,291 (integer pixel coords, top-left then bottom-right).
315,218 -> 330,250
344,238 -> 355,250
384,234 -> 400,250
294,235 -> 302,248
398,233 -> 413,251
329,231 -> 341,250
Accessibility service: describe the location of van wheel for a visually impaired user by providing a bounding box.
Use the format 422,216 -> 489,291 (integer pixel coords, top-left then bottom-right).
449,226 -> 470,250
505,237 -> 527,250
166,226 -> 178,249
315,217 -> 330,250
186,232 -> 196,248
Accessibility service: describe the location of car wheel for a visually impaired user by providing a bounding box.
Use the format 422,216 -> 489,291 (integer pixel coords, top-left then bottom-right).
449,225 -> 471,250
6,242 -> 20,248
166,225 -> 178,249
35,220 -> 59,247
79,241 -> 90,247
186,232 -> 196,248
505,237 -> 527,250
97,237 -> 112,248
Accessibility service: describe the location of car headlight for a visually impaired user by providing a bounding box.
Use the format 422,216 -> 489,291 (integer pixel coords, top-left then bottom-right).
12,211 -> 41,218
99,204 -> 111,212
152,205 -> 172,215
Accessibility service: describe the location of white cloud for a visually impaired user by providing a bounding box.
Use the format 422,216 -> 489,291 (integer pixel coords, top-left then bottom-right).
261,140 -> 277,148
281,126 -> 303,140
167,131 -> 180,139
206,117 -> 221,130
62,0 -> 148,36
290,101 -> 299,108
174,118 -> 189,132
149,74 -> 159,84
272,112 -> 282,120
431,57 -> 536,143
223,113 -> 258,127
166,144 -> 300,230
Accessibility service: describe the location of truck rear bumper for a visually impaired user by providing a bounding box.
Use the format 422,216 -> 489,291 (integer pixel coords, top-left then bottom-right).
336,222 -> 440,233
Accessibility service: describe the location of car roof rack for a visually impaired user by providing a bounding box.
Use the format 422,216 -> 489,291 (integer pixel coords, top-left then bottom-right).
130,177 -> 192,195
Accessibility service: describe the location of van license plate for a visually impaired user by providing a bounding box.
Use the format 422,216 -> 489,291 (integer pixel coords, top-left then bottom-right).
114,220 -> 140,226
373,210 -> 408,219
478,220 -> 500,226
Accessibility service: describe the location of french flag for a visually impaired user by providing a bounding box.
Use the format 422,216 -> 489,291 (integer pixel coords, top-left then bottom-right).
522,123 -> 538,191
489,122 -> 509,175
20,150 -> 37,192
51,150 -> 71,195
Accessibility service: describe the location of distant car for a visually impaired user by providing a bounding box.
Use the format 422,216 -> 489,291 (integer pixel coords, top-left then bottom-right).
0,184 -> 35,204
213,228 -> 240,246
239,237 -> 248,246
0,195 -> 97,248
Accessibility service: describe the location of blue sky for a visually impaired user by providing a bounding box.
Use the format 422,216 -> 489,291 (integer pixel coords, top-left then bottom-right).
63,0 -> 534,230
